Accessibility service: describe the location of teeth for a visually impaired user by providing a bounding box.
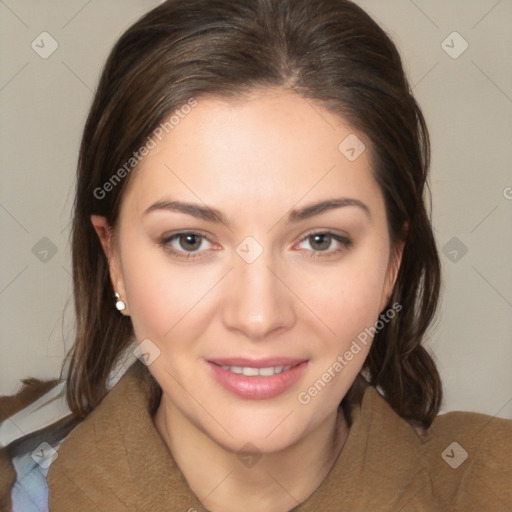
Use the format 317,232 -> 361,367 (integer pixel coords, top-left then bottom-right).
258,367 -> 276,376
220,365 -> 292,376
242,367 -> 259,376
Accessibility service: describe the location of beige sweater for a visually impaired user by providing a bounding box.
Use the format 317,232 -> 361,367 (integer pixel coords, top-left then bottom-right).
34,363 -> 512,510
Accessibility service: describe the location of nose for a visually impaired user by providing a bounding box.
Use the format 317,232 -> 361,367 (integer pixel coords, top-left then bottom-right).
221,245 -> 296,341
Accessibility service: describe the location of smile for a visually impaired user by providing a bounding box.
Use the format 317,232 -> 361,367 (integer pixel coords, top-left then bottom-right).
207,359 -> 309,399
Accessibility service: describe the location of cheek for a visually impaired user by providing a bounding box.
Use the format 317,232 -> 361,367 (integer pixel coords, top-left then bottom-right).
120,242 -> 210,340
303,250 -> 391,344
296,255 -> 390,406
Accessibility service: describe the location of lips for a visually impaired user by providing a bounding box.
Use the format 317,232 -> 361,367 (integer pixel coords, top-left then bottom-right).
206,357 -> 309,400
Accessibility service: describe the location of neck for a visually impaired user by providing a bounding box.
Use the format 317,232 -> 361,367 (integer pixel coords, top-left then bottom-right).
153,397 -> 350,512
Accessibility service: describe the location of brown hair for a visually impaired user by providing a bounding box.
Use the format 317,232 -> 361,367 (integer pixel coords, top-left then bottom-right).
63,0 -> 442,429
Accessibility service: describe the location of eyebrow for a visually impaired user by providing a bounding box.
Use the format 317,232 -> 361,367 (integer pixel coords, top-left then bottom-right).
143,197 -> 371,226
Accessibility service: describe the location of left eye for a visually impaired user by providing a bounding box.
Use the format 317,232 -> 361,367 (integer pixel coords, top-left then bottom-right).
296,232 -> 351,256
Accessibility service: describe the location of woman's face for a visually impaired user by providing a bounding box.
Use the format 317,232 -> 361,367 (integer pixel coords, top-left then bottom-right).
93,88 -> 402,453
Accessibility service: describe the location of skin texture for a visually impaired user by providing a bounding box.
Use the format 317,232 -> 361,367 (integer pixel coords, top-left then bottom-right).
91,87 -> 403,512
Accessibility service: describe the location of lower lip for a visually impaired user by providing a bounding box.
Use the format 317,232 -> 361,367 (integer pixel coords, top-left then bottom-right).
207,361 -> 309,400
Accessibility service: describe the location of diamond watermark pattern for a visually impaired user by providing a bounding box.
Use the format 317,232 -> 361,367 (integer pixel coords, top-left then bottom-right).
441,441 -> 468,469
338,134 -> 366,162
31,442 -> 58,469
31,32 -> 59,59
442,237 -> 468,263
441,31 -> 468,59
32,237 -> 58,263
236,236 -> 264,264
237,442 -> 262,468
133,338 -> 161,366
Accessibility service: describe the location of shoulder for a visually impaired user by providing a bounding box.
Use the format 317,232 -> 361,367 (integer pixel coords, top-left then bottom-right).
428,408 -> 512,502
0,365 -> 137,512
0,357 -> 141,512
430,405 -> 512,445
428,406 -> 512,467
0,418 -> 77,512
358,387 -> 512,510
46,362 -> 150,510
1,439 -> 61,512
0,379 -> 75,512
416,404 -> 512,510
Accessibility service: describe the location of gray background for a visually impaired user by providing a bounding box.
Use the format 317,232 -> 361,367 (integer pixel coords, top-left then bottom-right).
0,0 -> 511,420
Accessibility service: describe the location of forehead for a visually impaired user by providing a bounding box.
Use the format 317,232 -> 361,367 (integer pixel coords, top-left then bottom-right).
120,88 -> 383,221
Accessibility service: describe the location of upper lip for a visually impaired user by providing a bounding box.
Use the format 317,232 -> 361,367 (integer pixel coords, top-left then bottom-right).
208,357 -> 308,368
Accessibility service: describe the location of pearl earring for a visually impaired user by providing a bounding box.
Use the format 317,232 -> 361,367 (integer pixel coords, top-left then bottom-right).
114,292 -> 126,312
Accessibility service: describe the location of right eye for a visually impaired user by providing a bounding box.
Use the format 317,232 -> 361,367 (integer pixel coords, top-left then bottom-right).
159,231 -> 214,260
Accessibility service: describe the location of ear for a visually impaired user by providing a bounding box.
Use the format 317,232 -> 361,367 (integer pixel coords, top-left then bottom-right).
90,214 -> 129,314
379,224 -> 407,312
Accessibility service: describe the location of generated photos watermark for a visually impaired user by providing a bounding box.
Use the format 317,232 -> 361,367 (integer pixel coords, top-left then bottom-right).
297,302 -> 402,405
93,97 -> 198,200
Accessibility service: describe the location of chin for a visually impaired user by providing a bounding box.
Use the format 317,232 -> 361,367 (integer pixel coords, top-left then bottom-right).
199,404 -> 318,454
211,424 -> 303,455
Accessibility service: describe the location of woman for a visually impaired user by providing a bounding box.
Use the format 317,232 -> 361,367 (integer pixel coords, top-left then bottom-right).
1,0 -> 510,510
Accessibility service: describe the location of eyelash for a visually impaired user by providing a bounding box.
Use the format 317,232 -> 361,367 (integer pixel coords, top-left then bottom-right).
158,230 -> 352,261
